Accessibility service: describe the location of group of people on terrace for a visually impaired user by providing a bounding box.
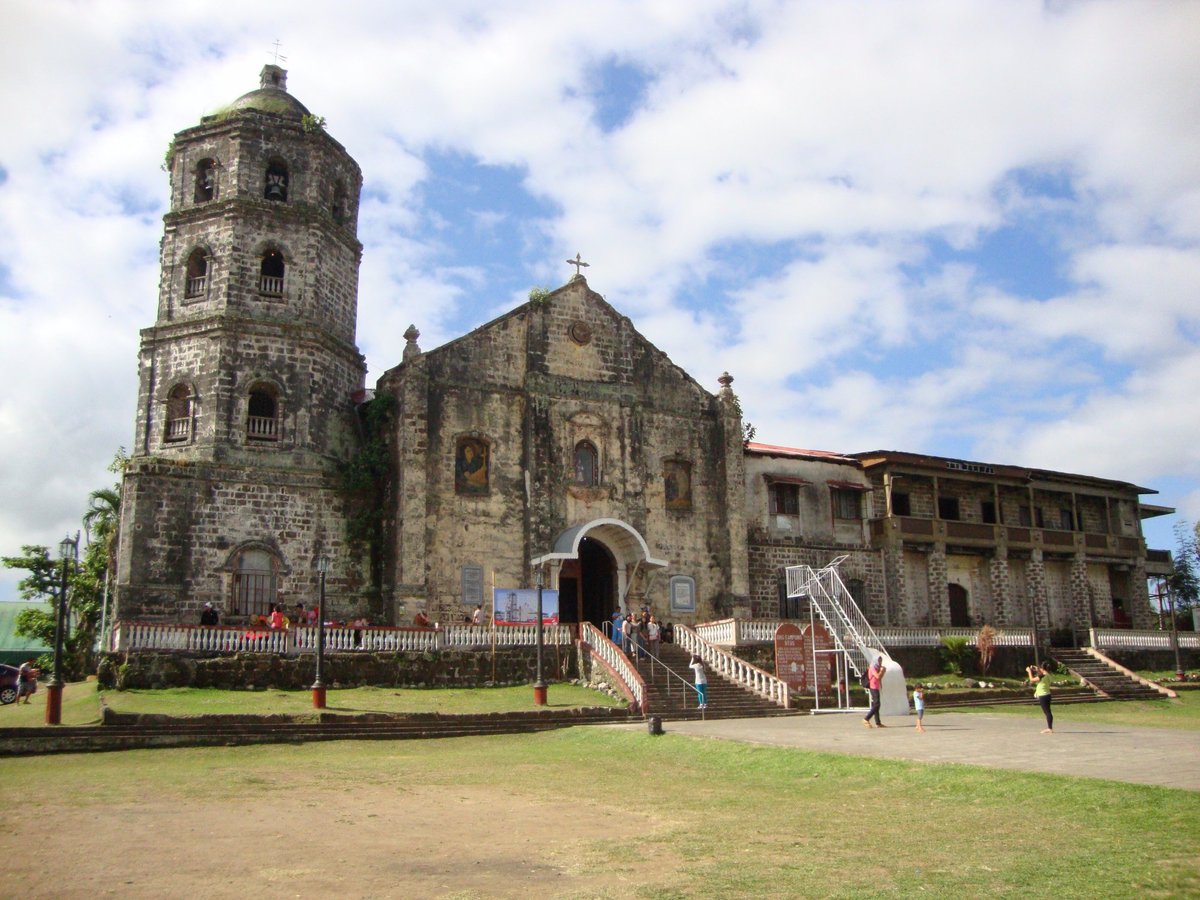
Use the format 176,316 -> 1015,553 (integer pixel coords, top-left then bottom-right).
612,608 -> 674,660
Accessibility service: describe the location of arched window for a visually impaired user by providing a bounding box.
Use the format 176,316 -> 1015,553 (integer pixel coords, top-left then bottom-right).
184,249 -> 208,298
231,548 -> 278,617
264,159 -> 289,201
194,158 -> 216,203
331,180 -> 347,224
163,384 -> 194,444
573,440 -> 599,487
246,384 -> 280,442
259,250 -> 285,296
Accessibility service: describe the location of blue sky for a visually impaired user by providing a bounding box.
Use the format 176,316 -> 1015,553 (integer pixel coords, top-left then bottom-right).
1,0 -> 1198,601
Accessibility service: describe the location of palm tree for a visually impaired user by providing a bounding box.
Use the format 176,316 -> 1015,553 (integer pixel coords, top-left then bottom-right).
83,485 -> 120,574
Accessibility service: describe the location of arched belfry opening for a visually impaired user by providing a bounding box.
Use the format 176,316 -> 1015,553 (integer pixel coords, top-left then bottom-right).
533,518 -> 668,633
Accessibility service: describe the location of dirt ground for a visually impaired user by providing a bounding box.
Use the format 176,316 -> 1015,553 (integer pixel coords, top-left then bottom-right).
1,768 -> 679,898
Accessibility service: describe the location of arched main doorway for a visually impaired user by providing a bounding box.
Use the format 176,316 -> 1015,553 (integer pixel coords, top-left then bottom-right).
556,537 -> 616,630
533,518 -> 668,634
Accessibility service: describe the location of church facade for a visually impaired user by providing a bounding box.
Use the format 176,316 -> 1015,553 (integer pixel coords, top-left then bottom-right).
113,68 -> 1168,637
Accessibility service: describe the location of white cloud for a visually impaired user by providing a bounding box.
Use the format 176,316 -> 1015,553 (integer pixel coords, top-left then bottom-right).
1,0 -> 1198,600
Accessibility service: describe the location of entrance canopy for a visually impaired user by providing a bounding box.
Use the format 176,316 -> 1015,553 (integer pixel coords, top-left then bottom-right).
532,518 -> 668,571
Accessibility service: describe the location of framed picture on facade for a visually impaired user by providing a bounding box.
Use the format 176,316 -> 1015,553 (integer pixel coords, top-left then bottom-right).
669,575 -> 696,613
455,437 -> 489,494
663,459 -> 692,510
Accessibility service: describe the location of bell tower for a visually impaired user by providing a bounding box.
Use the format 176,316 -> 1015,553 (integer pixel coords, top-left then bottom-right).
114,66 -> 368,623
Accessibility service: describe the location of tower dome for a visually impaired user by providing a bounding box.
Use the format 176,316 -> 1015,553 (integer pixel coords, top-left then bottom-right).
225,64 -> 311,118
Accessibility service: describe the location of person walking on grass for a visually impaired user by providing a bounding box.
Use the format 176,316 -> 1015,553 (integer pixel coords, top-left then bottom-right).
863,656 -> 886,728
912,683 -> 926,733
1028,662 -> 1054,733
688,655 -> 708,710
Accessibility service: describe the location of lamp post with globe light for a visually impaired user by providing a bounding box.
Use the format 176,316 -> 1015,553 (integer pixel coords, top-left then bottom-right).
533,564 -> 547,706
312,554 -> 330,709
45,534 -> 79,725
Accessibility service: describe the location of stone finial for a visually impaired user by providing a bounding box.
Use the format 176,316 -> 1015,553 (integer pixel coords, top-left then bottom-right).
717,371 -> 734,391
402,324 -> 422,363
260,64 -> 287,92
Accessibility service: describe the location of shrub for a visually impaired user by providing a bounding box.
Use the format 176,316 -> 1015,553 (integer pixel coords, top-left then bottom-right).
939,636 -> 971,676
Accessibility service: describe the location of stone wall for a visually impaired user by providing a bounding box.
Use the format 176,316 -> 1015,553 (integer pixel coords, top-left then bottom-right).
116,460 -> 374,623
98,647 -> 578,691
746,539 -> 882,620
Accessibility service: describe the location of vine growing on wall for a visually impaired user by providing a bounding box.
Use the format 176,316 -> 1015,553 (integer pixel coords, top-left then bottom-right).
338,393 -> 396,593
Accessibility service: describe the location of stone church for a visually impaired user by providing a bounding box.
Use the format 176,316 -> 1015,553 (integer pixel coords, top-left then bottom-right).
113,67 -> 1169,637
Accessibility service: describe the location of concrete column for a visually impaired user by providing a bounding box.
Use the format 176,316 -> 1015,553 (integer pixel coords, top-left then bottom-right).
927,543 -> 949,626
1027,548 -> 1049,635
1130,558 -> 1155,629
883,543 -> 907,625
1069,552 -> 1091,631
988,548 -> 1012,627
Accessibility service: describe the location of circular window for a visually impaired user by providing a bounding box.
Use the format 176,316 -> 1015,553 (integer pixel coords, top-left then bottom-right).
569,321 -> 593,345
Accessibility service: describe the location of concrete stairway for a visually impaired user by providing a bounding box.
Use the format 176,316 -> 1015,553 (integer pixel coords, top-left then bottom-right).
1051,648 -> 1172,701
636,642 -> 800,721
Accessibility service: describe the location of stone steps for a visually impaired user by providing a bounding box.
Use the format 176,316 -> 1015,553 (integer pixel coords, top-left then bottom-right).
0,707 -> 637,756
637,643 -> 801,721
1051,649 -> 1169,701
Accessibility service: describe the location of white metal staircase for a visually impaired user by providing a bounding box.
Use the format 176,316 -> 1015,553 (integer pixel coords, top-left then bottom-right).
785,555 -> 887,681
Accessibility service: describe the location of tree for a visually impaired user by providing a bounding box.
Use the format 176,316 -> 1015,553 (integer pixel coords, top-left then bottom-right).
1,451 -> 125,679
1167,522 -> 1199,621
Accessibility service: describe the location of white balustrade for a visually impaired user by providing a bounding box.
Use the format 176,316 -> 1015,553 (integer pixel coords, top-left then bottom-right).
581,622 -> 645,713
695,618 -> 738,645
112,620 -> 574,655
674,624 -> 790,709
1091,628 -> 1199,651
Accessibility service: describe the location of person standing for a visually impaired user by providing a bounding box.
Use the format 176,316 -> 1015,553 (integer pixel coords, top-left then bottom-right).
912,683 -> 926,733
199,602 -> 219,626
471,604 -> 484,626
688,655 -> 708,710
1028,662 -> 1054,733
17,659 -> 38,704
863,656 -> 886,728
646,615 -> 661,659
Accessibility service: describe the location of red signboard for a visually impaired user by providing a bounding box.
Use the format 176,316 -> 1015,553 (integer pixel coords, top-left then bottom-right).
774,622 -> 805,691
803,621 -> 834,695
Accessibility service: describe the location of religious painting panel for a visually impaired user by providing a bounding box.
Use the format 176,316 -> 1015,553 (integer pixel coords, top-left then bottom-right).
455,437 -> 489,494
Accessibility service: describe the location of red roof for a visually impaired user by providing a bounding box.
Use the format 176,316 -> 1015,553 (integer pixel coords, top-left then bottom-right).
745,442 -> 858,463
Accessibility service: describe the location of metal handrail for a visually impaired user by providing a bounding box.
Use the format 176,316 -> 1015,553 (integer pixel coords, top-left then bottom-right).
674,624 -> 791,708
636,644 -> 703,712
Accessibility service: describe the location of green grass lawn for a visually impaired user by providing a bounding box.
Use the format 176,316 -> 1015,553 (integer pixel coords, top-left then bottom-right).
0,725 -> 1196,897
0,679 -> 625,726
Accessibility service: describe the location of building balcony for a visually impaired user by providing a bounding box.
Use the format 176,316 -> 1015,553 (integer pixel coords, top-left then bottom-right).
870,515 -> 1146,559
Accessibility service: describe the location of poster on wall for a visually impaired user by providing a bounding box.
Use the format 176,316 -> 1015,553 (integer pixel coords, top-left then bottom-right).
492,588 -> 559,625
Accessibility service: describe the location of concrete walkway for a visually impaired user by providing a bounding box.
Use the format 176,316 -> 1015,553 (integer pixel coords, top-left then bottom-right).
640,710 -> 1200,791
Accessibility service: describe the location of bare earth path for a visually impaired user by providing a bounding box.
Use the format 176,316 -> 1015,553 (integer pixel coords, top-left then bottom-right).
2,772 -> 672,899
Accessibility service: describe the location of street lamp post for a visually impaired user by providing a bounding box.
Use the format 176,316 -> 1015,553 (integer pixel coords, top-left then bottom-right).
533,565 -> 547,706
312,555 -> 330,709
1166,582 -> 1185,682
45,534 -> 79,726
